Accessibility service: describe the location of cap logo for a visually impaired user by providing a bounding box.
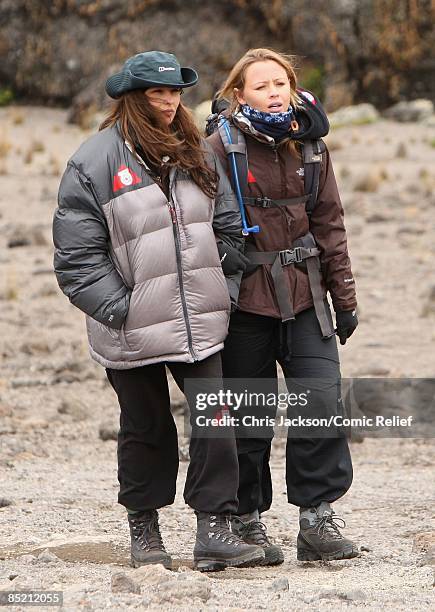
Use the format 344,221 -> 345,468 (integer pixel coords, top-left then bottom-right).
158,66 -> 175,72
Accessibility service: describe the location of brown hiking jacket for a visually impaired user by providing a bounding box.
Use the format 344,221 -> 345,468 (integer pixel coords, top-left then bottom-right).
207,115 -> 357,318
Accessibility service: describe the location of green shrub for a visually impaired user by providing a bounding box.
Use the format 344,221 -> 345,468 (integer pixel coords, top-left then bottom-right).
0,88 -> 14,107
300,66 -> 325,100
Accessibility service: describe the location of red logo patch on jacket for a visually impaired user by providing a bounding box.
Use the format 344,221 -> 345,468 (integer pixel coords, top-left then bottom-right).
113,165 -> 141,191
214,405 -> 231,423
247,169 -> 257,183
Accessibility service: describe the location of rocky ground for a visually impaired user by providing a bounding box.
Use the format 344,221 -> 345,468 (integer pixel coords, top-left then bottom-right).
0,105 -> 434,610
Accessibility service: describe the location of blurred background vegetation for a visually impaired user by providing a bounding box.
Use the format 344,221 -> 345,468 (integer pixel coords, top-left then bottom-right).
0,0 -> 433,120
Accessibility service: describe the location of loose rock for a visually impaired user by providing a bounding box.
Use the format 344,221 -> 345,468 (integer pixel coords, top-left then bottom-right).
419,546 -> 435,567
37,549 -> 61,563
111,571 -> 141,594
413,531 -> 435,553
421,286 -> 435,317
58,398 -> 89,422
133,563 -> 173,587
99,426 -> 118,441
269,576 -> 289,592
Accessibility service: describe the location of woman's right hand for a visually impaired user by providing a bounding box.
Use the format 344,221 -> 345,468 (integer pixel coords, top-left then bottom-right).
217,241 -> 249,276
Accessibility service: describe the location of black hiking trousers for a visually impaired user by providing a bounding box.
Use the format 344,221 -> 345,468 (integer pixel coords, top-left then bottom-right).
106,352 -> 239,514
222,305 -> 353,514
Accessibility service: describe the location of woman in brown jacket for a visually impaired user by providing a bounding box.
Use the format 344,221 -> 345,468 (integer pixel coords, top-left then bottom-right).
207,48 -> 359,564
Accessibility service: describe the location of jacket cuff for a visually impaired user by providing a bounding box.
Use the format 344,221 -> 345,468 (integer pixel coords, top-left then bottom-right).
105,292 -> 131,329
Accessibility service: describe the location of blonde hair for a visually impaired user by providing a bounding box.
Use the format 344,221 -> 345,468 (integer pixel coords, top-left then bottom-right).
219,48 -> 301,156
219,48 -> 300,114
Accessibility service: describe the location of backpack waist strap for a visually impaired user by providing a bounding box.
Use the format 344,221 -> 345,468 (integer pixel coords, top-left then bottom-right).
245,232 -> 335,338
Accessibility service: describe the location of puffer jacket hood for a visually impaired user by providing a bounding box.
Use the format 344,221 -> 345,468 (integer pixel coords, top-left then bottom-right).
53,124 -> 243,369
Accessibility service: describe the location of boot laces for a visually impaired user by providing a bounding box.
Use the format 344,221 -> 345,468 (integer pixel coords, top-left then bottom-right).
130,511 -> 166,551
314,512 -> 346,541
237,519 -> 270,546
207,514 -> 241,547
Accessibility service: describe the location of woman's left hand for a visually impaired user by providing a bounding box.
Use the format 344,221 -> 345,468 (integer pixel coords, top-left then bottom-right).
335,309 -> 358,345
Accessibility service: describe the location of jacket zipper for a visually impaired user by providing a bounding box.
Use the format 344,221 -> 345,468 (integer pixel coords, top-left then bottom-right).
272,145 -> 278,163
167,178 -> 196,360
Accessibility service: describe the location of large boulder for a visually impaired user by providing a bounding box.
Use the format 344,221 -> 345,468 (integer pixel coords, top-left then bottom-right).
329,103 -> 380,128
383,99 -> 434,122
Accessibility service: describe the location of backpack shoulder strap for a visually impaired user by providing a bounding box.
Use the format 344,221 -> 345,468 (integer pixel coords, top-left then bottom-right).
217,120 -> 249,196
302,138 -> 325,216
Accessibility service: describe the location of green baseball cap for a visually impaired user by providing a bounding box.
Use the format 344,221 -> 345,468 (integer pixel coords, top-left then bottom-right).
105,50 -> 198,99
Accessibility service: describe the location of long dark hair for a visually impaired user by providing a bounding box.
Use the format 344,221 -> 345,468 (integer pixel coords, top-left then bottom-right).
100,90 -> 218,198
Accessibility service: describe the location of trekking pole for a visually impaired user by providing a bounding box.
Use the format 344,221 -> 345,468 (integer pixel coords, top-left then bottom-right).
220,119 -> 260,237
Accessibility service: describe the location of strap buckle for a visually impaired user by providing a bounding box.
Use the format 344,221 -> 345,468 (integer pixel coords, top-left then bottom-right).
255,196 -> 272,208
279,247 -> 303,266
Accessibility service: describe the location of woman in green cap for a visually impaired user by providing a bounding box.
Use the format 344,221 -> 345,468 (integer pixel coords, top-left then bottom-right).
53,50 -> 262,572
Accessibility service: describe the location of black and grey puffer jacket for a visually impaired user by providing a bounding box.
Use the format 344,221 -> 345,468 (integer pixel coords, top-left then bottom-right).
53,124 -> 243,369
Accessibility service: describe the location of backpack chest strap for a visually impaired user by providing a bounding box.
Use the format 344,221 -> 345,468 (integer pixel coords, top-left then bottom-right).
243,194 -> 310,208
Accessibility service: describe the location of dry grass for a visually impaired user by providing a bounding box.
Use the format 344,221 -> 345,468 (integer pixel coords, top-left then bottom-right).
0,134 -> 12,158
24,149 -> 33,165
379,166 -> 389,180
31,140 -> 45,153
353,169 -> 384,192
395,142 -> 407,158
11,111 -> 25,125
24,139 -> 46,164
49,154 -> 61,176
325,137 -> 343,151
4,271 -> 18,301
340,165 -> 351,179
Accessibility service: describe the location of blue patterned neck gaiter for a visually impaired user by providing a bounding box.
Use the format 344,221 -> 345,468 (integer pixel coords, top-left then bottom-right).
241,104 -> 294,141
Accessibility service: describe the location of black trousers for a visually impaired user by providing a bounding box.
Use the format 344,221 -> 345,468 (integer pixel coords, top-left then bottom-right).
106,352 -> 239,514
222,306 -> 353,514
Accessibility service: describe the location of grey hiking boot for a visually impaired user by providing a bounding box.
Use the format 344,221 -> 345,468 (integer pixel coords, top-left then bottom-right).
194,512 -> 265,572
231,511 -> 284,566
128,509 -> 172,569
297,502 -> 359,561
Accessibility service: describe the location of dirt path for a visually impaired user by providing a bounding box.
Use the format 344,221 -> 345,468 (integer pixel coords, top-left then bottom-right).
0,106 -> 434,609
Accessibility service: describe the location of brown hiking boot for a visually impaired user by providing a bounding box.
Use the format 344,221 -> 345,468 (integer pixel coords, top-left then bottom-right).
231,513 -> 284,566
128,509 -> 172,569
297,502 -> 359,561
194,512 -> 265,572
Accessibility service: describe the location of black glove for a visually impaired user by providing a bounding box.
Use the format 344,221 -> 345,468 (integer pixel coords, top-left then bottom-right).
216,242 -> 249,276
335,309 -> 358,345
